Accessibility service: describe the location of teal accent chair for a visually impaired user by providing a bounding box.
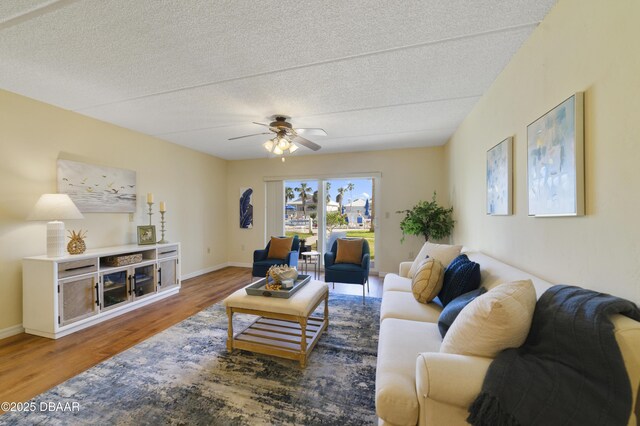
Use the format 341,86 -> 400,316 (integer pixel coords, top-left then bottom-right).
324,238 -> 370,303
252,235 -> 300,277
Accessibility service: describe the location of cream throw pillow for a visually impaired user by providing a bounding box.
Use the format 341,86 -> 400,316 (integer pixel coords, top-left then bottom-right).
407,242 -> 462,278
440,279 -> 537,358
411,258 -> 444,303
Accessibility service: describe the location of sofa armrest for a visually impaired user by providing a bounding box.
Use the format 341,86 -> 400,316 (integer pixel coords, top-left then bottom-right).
253,249 -> 268,262
416,352 -> 492,408
399,261 -> 413,278
324,252 -> 336,267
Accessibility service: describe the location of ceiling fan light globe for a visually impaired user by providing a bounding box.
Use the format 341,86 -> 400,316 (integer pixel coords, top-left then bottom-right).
277,137 -> 289,150
289,143 -> 299,153
263,140 -> 274,152
273,146 -> 284,155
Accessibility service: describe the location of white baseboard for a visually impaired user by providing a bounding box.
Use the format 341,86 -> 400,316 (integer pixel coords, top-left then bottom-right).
227,262 -> 252,268
0,324 -> 24,340
182,262 -> 231,280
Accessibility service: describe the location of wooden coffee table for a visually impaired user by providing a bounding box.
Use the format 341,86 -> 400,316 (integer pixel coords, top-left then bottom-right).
223,280 -> 329,367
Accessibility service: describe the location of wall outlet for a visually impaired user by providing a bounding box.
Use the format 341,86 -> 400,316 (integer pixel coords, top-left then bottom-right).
129,213 -> 134,222
207,247 -> 211,254
385,211 -> 390,219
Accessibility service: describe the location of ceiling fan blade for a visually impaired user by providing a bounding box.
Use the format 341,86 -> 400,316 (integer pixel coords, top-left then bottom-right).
252,122 -> 270,127
295,128 -> 327,137
294,136 -> 322,151
228,132 -> 272,141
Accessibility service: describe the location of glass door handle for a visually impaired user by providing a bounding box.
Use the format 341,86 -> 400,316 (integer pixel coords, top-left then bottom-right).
158,267 -> 162,286
128,275 -> 134,295
95,282 -> 100,307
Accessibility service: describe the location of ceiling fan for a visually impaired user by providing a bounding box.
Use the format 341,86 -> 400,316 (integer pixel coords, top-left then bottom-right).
228,115 -> 325,160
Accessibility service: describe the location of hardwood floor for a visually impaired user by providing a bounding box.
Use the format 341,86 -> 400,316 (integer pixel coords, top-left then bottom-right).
0,266 -> 383,410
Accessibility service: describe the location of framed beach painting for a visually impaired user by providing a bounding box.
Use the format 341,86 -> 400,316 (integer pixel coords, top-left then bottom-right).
58,160 -> 137,213
527,93 -> 584,217
486,137 -> 513,215
239,187 -> 253,229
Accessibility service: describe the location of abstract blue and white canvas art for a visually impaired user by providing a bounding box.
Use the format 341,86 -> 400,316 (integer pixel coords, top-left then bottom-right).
239,187 -> 253,228
57,160 -> 136,213
487,137 -> 513,215
527,93 -> 584,216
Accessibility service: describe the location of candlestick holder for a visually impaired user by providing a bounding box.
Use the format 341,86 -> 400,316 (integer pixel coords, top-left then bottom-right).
158,211 -> 168,244
147,202 -> 154,226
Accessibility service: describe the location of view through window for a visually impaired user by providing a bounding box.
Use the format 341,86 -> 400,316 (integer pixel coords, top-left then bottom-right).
284,178 -> 375,265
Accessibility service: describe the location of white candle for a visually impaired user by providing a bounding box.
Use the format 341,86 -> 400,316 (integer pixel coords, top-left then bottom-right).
147,193 -> 153,203
159,201 -> 166,212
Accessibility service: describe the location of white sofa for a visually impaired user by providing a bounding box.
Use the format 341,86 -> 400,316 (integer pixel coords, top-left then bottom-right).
376,251 -> 640,426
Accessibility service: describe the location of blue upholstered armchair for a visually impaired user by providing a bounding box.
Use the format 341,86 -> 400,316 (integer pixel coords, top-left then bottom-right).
252,235 -> 300,277
324,238 -> 370,303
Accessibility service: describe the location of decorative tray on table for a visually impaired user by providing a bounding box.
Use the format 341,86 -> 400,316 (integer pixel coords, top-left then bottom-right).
245,275 -> 311,298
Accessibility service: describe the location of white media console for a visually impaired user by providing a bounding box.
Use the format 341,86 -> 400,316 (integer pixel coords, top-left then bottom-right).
23,243 -> 181,339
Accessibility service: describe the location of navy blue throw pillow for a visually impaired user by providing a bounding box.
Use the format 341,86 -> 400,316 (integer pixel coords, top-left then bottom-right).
438,287 -> 486,338
438,254 -> 481,306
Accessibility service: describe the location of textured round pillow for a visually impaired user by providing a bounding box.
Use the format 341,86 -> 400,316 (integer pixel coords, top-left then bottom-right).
411,258 -> 445,303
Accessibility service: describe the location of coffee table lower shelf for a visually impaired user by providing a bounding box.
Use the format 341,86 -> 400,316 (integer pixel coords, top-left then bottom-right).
232,316 -> 326,367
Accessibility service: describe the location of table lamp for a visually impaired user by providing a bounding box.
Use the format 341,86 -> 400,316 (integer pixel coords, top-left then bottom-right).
28,194 -> 84,257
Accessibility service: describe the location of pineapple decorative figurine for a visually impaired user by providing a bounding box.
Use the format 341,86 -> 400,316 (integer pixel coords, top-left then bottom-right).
67,230 -> 87,255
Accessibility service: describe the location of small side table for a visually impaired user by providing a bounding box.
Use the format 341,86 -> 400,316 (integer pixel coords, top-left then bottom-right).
301,251 -> 320,279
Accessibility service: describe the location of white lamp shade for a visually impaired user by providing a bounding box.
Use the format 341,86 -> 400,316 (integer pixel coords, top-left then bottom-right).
28,194 -> 83,257
28,194 -> 84,221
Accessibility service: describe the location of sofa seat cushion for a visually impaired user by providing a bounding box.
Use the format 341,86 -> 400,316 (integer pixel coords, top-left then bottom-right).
376,318 -> 442,426
381,290 -> 442,323
383,273 -> 412,293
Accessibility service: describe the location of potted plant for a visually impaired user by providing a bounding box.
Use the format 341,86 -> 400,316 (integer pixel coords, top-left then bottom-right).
397,192 -> 455,242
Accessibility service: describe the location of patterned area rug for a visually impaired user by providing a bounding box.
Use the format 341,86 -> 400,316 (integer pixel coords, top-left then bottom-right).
2,293 -> 380,425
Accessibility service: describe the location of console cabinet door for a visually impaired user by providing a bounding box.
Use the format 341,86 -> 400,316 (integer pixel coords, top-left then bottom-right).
101,269 -> 130,311
157,258 -> 178,292
132,264 -> 156,300
58,274 -> 99,327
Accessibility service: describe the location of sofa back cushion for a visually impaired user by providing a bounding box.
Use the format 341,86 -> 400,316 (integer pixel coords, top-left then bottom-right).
438,287 -> 486,337
440,280 -> 537,358
267,237 -> 293,260
335,238 -> 364,264
411,258 -> 445,303
438,254 -> 481,306
407,242 -> 462,278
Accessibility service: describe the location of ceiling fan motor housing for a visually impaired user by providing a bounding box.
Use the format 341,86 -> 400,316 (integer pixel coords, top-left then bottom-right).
270,117 -> 293,130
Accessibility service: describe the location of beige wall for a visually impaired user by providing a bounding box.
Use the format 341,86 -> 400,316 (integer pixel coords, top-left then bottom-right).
446,0 -> 640,303
226,147 -> 448,275
0,89 -> 228,331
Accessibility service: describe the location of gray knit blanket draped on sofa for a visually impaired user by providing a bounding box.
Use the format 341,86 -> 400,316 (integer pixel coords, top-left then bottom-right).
468,285 -> 640,426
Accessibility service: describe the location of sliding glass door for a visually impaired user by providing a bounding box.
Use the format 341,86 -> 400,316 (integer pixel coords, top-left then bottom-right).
282,176 -> 377,270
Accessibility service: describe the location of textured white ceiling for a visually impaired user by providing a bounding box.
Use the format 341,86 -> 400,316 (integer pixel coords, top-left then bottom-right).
0,0 -> 557,160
